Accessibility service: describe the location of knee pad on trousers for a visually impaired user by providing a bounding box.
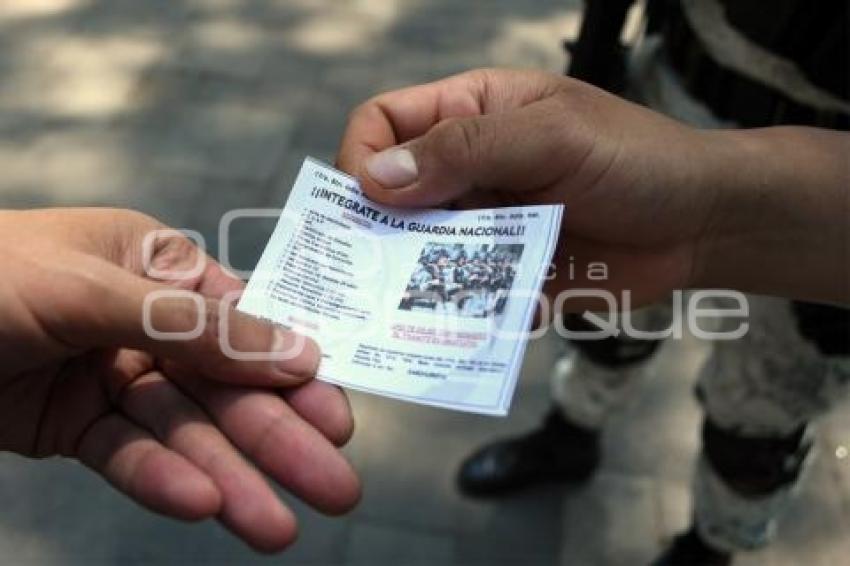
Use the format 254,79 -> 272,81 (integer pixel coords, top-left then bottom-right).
563,313 -> 663,369
702,418 -> 812,497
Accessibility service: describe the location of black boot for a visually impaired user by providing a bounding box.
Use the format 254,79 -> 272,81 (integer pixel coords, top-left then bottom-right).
652,528 -> 732,566
457,409 -> 600,497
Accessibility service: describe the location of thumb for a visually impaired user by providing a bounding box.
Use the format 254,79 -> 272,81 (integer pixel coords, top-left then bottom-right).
359,97 -> 572,208
51,259 -> 320,387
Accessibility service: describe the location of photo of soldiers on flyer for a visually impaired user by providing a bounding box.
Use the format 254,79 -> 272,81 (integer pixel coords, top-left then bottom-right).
400,243 -> 524,318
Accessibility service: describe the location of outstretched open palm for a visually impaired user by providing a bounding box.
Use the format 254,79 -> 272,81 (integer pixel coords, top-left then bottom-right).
0,209 -> 360,552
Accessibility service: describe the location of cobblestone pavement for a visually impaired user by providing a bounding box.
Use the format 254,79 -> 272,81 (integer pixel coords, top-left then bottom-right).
0,1 -> 848,565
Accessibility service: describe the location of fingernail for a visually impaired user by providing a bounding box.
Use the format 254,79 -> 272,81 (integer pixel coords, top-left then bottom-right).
272,329 -> 321,379
365,147 -> 418,188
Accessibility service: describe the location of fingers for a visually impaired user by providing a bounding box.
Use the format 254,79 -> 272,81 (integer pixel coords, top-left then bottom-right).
76,413 -> 221,522
166,364 -> 361,516
140,286 -> 320,385
178,262 -> 356,448
195,260 -> 245,300
135,225 -> 245,300
45,257 -> 320,388
118,367 -> 298,552
29,213 -> 321,390
337,69 -> 571,208
361,98 -> 577,207
282,380 -> 355,447
336,68 -> 562,176
125,230 -> 320,387
336,75 -> 482,175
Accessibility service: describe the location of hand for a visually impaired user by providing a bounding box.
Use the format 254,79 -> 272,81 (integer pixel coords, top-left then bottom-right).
0,208 -> 360,552
337,68 -> 850,306
337,68 -> 712,308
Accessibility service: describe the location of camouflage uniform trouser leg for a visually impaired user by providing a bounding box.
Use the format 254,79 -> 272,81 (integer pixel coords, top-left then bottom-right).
551,296 -> 850,552
550,306 -> 670,429
693,296 -> 850,551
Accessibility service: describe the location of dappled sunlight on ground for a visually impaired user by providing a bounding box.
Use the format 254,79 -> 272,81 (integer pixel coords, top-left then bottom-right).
0,0 -> 579,208
0,0 -> 86,21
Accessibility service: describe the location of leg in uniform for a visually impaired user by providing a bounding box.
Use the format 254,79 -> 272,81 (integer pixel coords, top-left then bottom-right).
656,298 -> 850,565
457,307 -> 669,495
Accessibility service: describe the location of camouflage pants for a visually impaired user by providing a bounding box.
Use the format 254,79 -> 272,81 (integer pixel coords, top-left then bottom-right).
552,295 -> 850,552
553,22 -> 850,551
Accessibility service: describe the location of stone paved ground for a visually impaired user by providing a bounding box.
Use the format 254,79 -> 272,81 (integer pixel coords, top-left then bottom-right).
0,1 -> 848,565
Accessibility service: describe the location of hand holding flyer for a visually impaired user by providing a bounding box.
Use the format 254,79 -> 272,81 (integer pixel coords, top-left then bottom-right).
239,158 -> 564,416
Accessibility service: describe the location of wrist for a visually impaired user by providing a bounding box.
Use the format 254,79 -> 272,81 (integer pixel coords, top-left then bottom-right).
690,126 -> 849,302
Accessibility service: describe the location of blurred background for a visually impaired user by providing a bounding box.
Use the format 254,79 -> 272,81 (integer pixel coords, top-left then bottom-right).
0,1 -> 847,565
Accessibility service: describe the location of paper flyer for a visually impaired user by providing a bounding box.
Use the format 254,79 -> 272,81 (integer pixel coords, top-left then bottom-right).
238,157 -> 564,416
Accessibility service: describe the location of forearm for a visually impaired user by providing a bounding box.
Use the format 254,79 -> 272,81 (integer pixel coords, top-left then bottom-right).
693,126 -> 849,304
